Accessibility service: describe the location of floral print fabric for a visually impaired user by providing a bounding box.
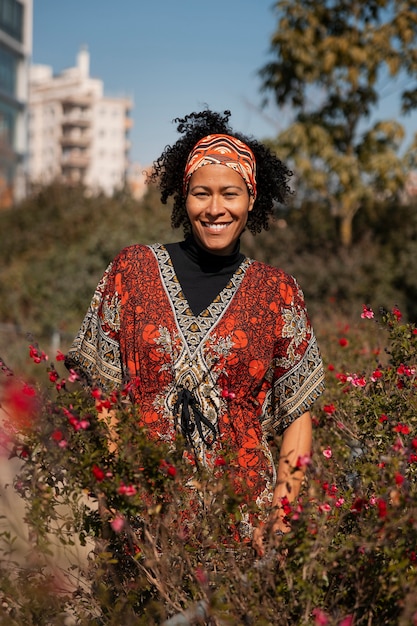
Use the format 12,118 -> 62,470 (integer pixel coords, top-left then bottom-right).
66,243 -> 324,531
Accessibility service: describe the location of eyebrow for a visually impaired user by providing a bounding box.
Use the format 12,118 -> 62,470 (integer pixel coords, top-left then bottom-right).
189,184 -> 245,192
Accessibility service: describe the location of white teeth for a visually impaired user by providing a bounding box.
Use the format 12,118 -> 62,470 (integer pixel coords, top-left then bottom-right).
203,223 -> 229,230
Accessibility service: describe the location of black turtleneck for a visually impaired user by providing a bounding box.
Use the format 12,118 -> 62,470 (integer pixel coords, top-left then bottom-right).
165,236 -> 245,316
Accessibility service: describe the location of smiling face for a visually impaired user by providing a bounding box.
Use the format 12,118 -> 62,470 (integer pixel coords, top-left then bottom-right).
185,164 -> 255,256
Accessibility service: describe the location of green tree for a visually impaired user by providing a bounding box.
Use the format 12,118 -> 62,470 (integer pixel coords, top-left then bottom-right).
260,0 -> 417,246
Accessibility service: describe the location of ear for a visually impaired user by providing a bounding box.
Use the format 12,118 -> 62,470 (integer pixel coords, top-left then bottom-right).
248,196 -> 255,212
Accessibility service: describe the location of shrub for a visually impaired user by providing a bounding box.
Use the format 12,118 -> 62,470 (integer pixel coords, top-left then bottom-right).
0,306 -> 416,624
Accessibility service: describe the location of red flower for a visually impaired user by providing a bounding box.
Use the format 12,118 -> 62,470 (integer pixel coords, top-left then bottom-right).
323,404 -> 336,415
379,414 -> 388,423
51,430 -> 64,442
48,370 -> 59,383
377,498 -> 387,519
91,388 -> 102,400
392,306 -> 402,321
4,381 -> 37,430
351,498 -> 366,513
395,472 -> 404,486
29,344 -> 48,364
214,456 -> 226,466
394,423 -> 410,435
280,496 -> 292,515
339,337 -> 348,347
371,369 -> 383,381
92,465 -> 105,482
56,350 -> 66,361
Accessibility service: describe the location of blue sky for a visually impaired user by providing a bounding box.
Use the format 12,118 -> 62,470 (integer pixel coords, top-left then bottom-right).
33,0 -> 416,167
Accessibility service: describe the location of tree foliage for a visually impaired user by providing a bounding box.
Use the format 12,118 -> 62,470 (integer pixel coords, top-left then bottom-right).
259,0 -> 417,246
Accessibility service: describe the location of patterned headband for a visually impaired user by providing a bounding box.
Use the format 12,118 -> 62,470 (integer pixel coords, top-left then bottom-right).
183,134 -> 257,198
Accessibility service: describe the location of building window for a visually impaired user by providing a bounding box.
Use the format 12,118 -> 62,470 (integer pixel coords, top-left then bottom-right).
0,100 -> 16,149
0,43 -> 17,96
0,0 -> 23,42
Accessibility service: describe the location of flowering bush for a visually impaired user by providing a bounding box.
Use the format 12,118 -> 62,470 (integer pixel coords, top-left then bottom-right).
0,306 -> 417,625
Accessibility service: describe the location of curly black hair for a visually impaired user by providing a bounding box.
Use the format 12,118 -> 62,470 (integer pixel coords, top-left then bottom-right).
148,110 -> 292,235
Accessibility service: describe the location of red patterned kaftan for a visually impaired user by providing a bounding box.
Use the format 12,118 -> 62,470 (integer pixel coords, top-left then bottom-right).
66,243 -> 324,534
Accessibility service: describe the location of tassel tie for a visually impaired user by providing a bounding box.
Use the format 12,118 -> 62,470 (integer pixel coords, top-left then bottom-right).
174,387 -> 217,448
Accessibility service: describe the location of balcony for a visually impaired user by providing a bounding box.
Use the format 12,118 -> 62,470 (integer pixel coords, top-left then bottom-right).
60,132 -> 91,148
61,112 -> 91,128
61,150 -> 90,169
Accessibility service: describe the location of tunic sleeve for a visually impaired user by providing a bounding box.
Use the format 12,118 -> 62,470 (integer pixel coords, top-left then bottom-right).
260,274 -> 325,436
65,259 -> 123,392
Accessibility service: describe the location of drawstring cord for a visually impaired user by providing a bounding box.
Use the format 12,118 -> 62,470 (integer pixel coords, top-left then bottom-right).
174,387 -> 217,448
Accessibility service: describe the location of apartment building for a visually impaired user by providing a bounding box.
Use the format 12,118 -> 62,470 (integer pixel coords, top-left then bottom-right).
0,0 -> 32,207
28,47 -> 133,196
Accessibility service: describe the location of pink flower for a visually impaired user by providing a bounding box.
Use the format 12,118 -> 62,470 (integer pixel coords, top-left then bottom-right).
118,483 -> 137,496
68,369 -> 79,383
338,616 -> 354,626
296,453 -> 312,468
393,437 -> 405,452
335,497 -> 345,508
318,503 -> 332,513
323,448 -> 332,459
313,608 -> 329,625
346,374 -> 366,387
110,515 -> 125,533
221,388 -> 236,400
361,305 -> 374,319
195,567 -> 208,586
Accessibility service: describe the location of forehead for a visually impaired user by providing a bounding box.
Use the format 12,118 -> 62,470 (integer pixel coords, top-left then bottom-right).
189,164 -> 246,187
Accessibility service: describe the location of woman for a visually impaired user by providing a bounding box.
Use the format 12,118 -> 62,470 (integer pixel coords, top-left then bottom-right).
66,110 -> 325,554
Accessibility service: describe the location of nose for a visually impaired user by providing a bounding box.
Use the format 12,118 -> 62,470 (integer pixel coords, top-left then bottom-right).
206,193 -> 225,217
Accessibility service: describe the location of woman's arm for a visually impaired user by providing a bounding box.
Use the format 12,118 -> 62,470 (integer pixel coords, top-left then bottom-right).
270,410 -> 312,532
253,411 -> 312,553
